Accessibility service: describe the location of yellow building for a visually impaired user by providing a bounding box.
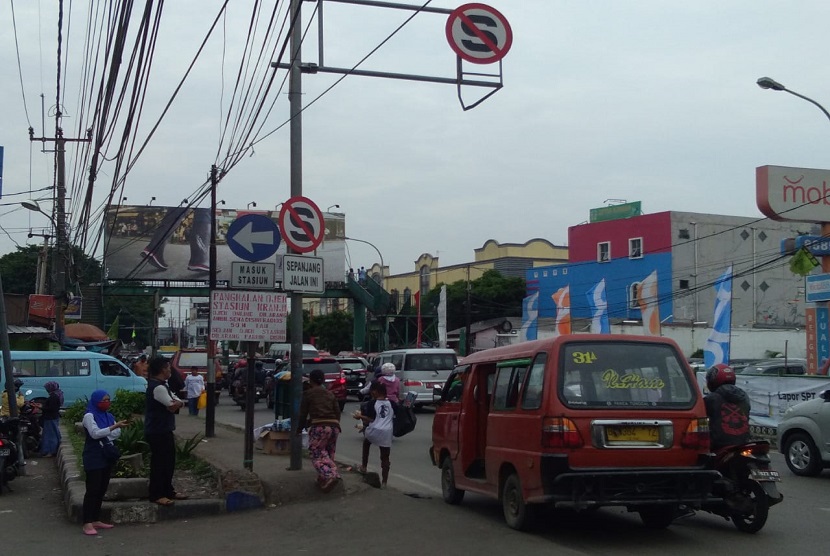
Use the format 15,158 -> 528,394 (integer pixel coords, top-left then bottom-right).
380,238 -> 568,313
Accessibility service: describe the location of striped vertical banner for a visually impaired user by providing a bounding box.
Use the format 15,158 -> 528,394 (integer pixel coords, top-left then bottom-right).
636,270 -> 660,336
704,266 -> 733,367
520,292 -> 539,341
552,285 -> 571,335
587,279 -> 610,334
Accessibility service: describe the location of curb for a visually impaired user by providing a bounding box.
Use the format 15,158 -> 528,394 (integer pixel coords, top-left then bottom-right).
57,424 -> 225,524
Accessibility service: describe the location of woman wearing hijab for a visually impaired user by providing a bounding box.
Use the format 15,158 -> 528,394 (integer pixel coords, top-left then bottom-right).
297,369 -> 342,492
81,390 -> 128,536
39,381 -> 63,457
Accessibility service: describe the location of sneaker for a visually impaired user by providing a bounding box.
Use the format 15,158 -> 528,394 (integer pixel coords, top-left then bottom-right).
188,263 -> 210,272
141,249 -> 168,270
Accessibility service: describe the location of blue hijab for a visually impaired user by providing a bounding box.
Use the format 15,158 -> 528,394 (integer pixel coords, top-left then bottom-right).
86,389 -> 115,429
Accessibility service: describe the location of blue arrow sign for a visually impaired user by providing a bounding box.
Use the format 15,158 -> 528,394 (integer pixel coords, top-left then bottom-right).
796,235 -> 830,256
227,214 -> 281,262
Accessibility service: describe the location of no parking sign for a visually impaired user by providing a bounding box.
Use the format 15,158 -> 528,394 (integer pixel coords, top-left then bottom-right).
278,196 -> 325,254
446,3 -> 513,65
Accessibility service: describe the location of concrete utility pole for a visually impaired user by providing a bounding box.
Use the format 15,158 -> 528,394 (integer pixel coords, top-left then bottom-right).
206,165 -> 218,438
287,0 -> 305,471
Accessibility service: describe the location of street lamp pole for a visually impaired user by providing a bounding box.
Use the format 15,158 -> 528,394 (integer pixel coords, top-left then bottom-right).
344,236 -> 384,288
758,76 -> 830,373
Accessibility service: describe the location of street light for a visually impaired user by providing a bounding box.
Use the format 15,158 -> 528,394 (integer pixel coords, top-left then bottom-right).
327,204 -> 340,212
757,76 -> 830,123
344,236 -> 384,287
247,202 -> 257,209
22,199 -> 67,342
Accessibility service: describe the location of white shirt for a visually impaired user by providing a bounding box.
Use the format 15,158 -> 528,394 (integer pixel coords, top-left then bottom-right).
184,374 -> 205,399
82,412 -> 122,442
364,399 -> 394,448
153,383 -> 183,407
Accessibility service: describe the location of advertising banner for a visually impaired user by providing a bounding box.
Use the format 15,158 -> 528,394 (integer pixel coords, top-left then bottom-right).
103,205 -> 346,284
28,294 -> 55,319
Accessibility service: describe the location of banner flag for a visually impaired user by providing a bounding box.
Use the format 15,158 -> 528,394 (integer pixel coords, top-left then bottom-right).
107,315 -> 120,340
704,266 -> 733,367
438,285 -> 448,348
586,279 -> 610,334
790,246 -> 819,276
552,285 -> 571,335
636,270 -> 661,336
520,292 -> 539,341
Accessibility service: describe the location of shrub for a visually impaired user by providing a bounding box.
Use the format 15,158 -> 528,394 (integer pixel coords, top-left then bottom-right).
111,389 -> 145,420
62,397 -> 88,425
115,419 -> 148,456
175,433 -> 204,461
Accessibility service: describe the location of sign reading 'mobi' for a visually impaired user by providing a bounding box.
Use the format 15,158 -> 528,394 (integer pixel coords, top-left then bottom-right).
209,290 -> 288,343
757,165 -> 830,222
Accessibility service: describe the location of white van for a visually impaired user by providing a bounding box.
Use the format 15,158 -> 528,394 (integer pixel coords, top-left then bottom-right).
1,351 -> 147,408
267,343 -> 319,360
376,348 -> 458,408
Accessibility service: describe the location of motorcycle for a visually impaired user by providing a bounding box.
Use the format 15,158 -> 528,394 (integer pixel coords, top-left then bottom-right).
0,417 -> 21,495
689,440 -> 783,533
18,390 -> 43,457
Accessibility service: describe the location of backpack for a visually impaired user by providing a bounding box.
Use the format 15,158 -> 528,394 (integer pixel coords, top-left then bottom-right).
393,403 -> 416,438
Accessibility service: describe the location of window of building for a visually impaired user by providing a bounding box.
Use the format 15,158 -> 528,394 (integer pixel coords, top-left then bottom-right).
419,265 -> 431,298
597,242 -> 610,263
390,289 -> 399,313
679,279 -> 690,289
629,237 -> 643,259
678,229 -> 690,239
628,282 -> 641,310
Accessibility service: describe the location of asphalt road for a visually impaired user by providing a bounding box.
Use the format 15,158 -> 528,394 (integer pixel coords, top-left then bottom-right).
5,401 -> 830,554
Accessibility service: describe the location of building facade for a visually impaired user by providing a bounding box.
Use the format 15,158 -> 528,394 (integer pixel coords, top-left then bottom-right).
527,211 -> 814,337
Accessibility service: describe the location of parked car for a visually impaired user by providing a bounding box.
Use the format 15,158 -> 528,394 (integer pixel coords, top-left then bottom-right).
265,356 -> 347,412
738,359 -> 807,376
170,348 -> 224,401
777,389 -> 830,476
335,356 -> 370,396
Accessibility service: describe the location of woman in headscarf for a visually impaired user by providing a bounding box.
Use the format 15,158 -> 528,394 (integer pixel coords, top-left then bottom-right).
297,369 -> 342,492
81,390 -> 128,536
39,381 -> 63,457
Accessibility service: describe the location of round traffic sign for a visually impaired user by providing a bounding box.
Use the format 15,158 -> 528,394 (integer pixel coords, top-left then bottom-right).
226,214 -> 281,262
278,196 -> 325,254
445,3 -> 513,65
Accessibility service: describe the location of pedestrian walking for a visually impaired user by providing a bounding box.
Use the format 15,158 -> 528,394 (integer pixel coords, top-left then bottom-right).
184,367 -> 205,416
358,266 -> 367,285
39,381 -> 63,457
81,390 -> 128,535
297,369 -> 342,492
144,356 -> 186,507
354,381 -> 393,488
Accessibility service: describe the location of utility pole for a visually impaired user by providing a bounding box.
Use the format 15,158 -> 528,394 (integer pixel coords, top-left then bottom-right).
465,264 -> 472,356
29,127 -> 90,345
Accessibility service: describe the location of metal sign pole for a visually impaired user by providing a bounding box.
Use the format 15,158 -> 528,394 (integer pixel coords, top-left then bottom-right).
288,0 -> 304,471
244,342 -> 256,471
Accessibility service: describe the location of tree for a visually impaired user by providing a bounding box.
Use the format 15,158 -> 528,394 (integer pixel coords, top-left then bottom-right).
0,244 -> 103,295
427,269 -> 526,333
306,310 -> 354,354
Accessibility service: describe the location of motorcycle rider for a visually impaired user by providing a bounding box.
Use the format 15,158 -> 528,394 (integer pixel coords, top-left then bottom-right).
1,379 -> 25,418
704,363 -> 751,451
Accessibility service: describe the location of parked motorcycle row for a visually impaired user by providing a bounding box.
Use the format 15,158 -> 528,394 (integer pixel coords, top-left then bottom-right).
0,390 -> 46,495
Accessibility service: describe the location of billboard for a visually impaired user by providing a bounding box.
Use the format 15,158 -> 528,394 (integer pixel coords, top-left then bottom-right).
757,165 -> 830,222
589,201 -> 641,223
103,205 -> 346,284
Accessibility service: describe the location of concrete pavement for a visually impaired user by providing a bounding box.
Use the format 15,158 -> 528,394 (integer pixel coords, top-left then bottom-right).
56,412 -> 372,524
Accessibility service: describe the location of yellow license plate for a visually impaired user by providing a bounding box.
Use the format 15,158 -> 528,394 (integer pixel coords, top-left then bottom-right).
606,426 -> 659,442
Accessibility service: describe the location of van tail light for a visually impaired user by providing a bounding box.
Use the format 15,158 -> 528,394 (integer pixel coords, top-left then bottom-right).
542,417 -> 583,448
681,418 -> 710,451
404,380 -> 423,387
339,371 -> 346,385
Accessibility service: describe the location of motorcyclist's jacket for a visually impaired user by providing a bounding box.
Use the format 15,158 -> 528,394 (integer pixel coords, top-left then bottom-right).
705,384 -> 751,450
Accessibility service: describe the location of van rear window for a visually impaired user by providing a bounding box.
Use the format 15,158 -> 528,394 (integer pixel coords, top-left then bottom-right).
406,354 -> 457,371
178,353 -> 207,368
560,342 -> 695,409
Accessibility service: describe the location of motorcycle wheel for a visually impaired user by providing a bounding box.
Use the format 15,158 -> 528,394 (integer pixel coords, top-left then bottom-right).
639,505 -> 678,529
25,435 -> 39,456
730,481 -> 769,533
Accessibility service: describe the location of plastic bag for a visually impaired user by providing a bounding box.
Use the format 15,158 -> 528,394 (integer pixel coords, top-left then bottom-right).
197,391 -> 207,410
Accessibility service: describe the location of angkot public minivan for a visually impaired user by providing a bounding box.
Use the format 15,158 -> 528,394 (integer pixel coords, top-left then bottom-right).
430,335 -> 718,531
1,351 -> 147,408
376,348 -> 457,408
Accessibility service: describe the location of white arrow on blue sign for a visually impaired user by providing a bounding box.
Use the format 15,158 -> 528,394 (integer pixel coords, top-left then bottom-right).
227,214 -> 281,262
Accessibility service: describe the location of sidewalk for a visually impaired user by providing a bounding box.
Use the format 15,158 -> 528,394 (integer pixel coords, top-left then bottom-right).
58,415 -> 369,524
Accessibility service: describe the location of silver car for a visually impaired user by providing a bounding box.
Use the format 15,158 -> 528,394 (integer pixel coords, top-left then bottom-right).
777,389 -> 830,476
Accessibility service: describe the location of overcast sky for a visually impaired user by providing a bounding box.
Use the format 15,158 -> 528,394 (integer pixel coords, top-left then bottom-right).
2,1 -> 830,278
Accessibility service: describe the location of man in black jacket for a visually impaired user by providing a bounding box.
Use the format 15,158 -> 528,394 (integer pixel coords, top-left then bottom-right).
704,364 -> 751,451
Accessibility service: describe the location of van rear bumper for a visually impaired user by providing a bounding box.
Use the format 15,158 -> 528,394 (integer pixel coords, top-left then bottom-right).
533,456 -> 721,508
